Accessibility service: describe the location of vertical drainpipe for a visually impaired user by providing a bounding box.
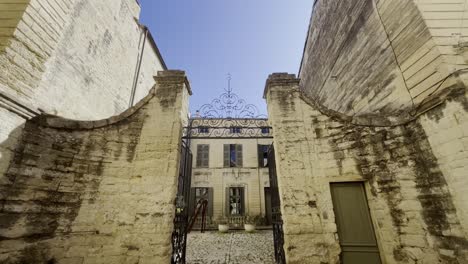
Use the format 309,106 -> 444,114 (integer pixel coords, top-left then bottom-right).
129,25 -> 148,107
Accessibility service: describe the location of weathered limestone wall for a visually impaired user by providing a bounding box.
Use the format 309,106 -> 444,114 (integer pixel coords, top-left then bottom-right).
0,0 -> 166,186
34,0 -> 166,118
300,0 -> 466,121
0,0 -> 165,117
419,93 -> 468,238
0,0 -> 30,53
414,0 -> 468,72
264,74 -> 468,264
0,71 -> 190,264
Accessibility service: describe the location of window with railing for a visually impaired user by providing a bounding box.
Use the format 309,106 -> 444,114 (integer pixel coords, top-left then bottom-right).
227,187 -> 245,216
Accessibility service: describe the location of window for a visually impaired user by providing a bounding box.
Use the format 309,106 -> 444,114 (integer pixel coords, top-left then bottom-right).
196,144 -> 209,168
198,127 -> 209,134
227,187 -> 245,216
261,127 -> 270,134
223,144 -> 243,167
189,187 -> 213,217
258,144 -> 269,167
230,127 -> 242,134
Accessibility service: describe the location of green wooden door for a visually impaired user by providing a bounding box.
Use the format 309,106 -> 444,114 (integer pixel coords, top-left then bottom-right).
330,183 -> 381,264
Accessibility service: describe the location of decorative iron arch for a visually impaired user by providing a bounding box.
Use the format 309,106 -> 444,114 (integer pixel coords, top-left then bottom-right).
195,74 -> 267,119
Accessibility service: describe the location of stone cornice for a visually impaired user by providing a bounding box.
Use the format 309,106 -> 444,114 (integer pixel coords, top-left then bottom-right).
0,91 -> 40,120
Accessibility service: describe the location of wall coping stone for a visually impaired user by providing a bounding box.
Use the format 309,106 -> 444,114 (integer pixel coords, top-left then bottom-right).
264,72 -> 467,127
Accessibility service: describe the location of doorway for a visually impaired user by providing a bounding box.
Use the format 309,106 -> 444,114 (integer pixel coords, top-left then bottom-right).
330,182 -> 381,264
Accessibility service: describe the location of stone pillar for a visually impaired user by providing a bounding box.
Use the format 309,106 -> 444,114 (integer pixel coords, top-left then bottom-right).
131,70 -> 191,263
264,73 -> 340,264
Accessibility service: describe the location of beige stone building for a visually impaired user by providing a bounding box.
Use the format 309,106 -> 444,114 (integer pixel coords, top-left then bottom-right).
263,0 -> 468,263
1,0 -> 468,264
187,118 -> 273,226
0,0 -> 166,182
0,1 -> 187,263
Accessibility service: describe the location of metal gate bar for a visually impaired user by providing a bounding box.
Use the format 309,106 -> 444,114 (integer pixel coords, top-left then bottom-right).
171,139 -> 193,264
268,145 -> 286,264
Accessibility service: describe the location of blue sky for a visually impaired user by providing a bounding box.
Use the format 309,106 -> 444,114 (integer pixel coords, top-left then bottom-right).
139,1 -> 312,117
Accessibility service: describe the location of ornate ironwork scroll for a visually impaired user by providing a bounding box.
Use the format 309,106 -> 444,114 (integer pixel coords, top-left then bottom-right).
171,141 -> 192,264
268,145 -> 286,264
195,75 -> 267,119
183,118 -> 272,139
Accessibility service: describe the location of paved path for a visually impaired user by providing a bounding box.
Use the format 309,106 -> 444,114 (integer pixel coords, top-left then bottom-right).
186,230 -> 275,264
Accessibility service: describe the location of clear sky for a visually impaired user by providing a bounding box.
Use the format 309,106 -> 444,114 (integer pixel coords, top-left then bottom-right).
138,0 -> 313,117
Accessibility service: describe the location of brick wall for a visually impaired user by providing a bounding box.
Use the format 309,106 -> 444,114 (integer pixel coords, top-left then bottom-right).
264,73 -> 468,264
0,71 -> 190,264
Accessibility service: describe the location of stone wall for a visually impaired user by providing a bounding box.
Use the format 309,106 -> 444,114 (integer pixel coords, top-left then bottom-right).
264,73 -> 468,264
419,93 -> 468,238
414,0 -> 468,72
0,71 -> 190,264
300,0 -> 467,122
0,0 -> 166,186
0,0 -> 30,53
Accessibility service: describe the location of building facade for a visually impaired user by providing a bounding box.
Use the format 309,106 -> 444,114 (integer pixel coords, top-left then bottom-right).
0,1 -> 186,263
2,0 -> 468,263
264,0 -> 468,263
188,118 -> 273,227
0,0 -> 166,182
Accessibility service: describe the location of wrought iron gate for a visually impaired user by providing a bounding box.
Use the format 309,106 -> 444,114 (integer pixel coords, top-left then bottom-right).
268,145 -> 286,264
171,140 -> 193,264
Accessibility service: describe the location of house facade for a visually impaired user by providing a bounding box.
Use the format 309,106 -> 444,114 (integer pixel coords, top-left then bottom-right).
188,118 -> 273,226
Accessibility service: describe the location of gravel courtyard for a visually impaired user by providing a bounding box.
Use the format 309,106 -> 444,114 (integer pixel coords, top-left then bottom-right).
186,230 -> 275,264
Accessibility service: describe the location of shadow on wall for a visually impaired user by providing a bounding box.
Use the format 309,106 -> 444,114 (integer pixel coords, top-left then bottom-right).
0,70 -> 190,263
0,109 -> 146,263
0,123 -> 25,184
0,123 -> 62,263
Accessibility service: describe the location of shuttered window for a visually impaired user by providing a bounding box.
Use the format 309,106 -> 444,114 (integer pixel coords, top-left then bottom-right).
223,144 -> 243,167
196,144 -> 209,168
